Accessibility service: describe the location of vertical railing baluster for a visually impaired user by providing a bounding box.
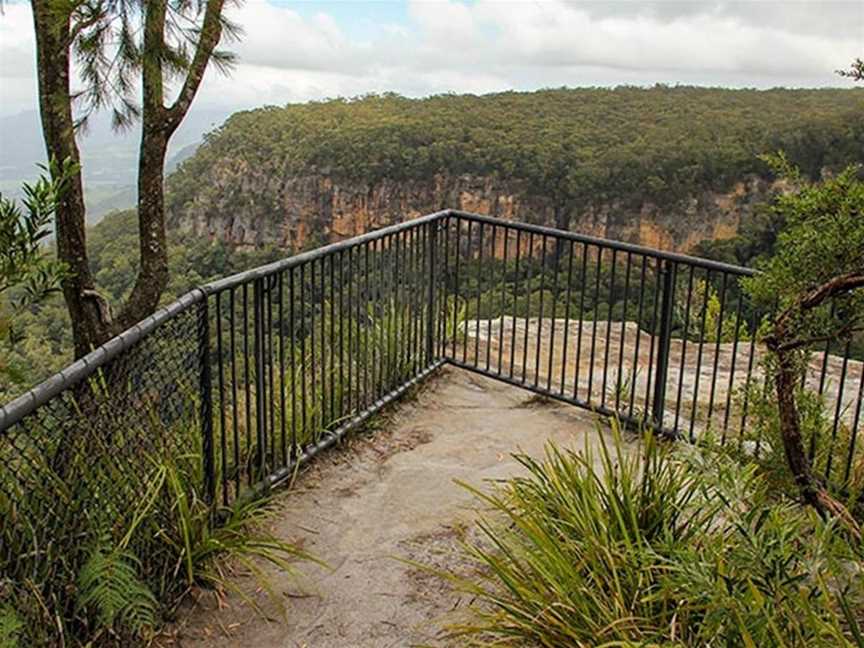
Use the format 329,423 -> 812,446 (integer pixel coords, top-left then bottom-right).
651,260 -> 675,432
706,272 -> 728,432
498,227 -> 509,376
522,233 -> 533,383
252,278 -> 267,483
198,296 -> 216,504
587,247 -> 603,402
844,362 -> 864,484
547,235 -> 559,393
229,288 -> 240,497
689,269 -> 711,442
674,266 -> 696,433
475,222 -> 484,367
600,249 -> 617,408
628,257 -> 648,420
426,220 -> 438,364
510,229 -> 521,380
535,235 -> 546,389
573,243 -> 588,401
615,253 -> 632,414
722,287 -> 745,444
289,266 -> 298,462
215,291 -> 228,504
243,283 -> 252,486
277,272 -> 286,467
559,240 -> 574,394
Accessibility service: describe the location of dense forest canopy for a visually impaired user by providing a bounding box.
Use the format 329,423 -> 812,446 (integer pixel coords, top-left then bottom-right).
168,86 -> 864,219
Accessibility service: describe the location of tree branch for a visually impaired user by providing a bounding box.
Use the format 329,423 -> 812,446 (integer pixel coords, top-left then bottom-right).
141,0 -> 167,122
165,0 -> 226,133
777,328 -> 864,353
773,272 -> 864,337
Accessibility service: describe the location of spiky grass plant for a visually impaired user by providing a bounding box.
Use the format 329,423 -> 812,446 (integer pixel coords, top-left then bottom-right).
439,422 -> 864,647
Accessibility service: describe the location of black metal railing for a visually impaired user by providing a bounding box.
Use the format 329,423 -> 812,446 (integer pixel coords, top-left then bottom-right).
438,212 -> 863,486
1,209 -> 862,606
198,211 -> 446,505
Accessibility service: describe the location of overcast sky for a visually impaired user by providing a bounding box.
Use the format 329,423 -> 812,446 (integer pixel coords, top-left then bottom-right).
1,0 -> 862,118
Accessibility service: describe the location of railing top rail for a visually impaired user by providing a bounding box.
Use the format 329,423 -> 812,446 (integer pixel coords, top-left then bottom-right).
0,288 -> 205,432
200,209 -> 450,295
449,209 -> 756,277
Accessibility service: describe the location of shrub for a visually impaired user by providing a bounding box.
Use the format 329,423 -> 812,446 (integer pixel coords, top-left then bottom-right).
440,422 -> 864,646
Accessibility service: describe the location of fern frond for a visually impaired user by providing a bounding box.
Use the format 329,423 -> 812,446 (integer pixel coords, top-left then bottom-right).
76,545 -> 157,636
0,604 -> 23,648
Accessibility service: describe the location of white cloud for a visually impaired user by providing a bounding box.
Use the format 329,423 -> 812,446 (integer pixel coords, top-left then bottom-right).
0,0 -> 861,120
0,4 -> 39,114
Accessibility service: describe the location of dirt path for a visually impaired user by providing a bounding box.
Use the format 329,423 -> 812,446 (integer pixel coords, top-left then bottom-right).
170,366 -> 608,647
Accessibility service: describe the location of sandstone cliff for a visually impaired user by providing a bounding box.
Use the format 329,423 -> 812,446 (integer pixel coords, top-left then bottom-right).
169,164 -> 775,254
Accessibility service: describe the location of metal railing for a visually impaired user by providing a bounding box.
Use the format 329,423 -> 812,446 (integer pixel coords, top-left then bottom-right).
439,211 -> 863,486
1,209 -> 862,603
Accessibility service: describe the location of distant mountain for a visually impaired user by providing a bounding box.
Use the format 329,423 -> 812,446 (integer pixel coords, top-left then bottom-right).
0,106 -> 229,223
166,87 -> 864,254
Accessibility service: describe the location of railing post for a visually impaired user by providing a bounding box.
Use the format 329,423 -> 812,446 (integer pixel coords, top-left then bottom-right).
253,278 -> 267,482
426,219 -> 438,364
651,259 -> 675,431
197,296 -> 216,504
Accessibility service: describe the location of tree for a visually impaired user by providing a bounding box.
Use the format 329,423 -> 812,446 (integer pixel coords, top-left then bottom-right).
837,58 -> 864,82
30,1 -> 238,357
744,154 -> 864,533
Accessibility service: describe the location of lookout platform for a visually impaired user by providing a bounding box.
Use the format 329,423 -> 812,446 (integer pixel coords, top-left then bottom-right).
171,366 -> 612,647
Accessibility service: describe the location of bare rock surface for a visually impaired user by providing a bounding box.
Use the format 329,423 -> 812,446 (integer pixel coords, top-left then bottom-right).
457,317 -> 863,439
169,366 -> 616,647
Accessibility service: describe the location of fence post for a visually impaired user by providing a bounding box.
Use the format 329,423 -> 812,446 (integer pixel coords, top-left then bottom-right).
253,277 -> 267,483
651,259 -> 675,431
426,219 -> 438,364
197,296 -> 216,504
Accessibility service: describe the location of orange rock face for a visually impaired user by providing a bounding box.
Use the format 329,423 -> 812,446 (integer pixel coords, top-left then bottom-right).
170,170 -> 777,254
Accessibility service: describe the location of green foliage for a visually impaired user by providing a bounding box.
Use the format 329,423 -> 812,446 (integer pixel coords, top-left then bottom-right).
76,545 -> 157,637
0,159 -> 75,355
0,605 -> 23,648
743,156 -> 864,347
0,383 -> 310,645
738,378 -> 864,503
0,209 -> 284,401
838,58 -> 864,82
439,424 -> 864,646
168,87 -> 864,221
675,278 -> 751,343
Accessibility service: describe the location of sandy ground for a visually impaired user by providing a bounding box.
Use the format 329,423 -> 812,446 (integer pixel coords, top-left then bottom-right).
168,366 -> 615,648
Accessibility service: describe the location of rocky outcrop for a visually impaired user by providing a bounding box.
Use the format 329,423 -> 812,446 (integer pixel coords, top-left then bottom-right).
169,162 -> 775,253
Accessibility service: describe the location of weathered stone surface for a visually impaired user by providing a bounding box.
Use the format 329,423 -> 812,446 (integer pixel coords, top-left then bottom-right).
457,317 -> 863,444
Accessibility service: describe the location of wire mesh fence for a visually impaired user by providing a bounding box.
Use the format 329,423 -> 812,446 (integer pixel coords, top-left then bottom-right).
0,290 -> 206,633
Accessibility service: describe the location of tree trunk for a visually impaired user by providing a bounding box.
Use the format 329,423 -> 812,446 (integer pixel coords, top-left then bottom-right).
32,0 -> 226,355
31,2 -> 112,358
768,328 -> 862,539
771,344 -> 822,507
117,127 -> 170,330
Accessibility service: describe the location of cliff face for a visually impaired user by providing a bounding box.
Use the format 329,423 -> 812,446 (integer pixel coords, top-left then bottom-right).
169,160 -> 774,253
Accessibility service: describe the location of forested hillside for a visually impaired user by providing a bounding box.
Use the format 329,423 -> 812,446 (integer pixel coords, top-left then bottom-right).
3,86 -> 863,399
168,86 -> 864,251
0,211 -> 284,399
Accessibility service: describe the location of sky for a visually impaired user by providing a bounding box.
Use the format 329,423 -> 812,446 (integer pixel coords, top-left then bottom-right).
0,0 -> 862,119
